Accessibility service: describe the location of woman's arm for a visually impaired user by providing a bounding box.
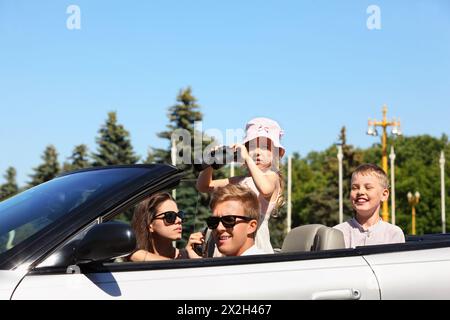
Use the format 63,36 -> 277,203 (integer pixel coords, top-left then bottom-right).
129,249 -> 171,262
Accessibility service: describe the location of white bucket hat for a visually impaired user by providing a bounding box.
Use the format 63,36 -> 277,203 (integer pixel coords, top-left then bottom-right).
242,117 -> 285,158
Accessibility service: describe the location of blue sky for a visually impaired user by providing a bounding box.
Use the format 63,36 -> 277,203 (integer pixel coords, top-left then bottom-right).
1,0 -> 449,186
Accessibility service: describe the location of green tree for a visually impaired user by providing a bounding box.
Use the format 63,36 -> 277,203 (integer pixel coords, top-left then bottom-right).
28,145 -> 60,187
384,135 -> 450,235
154,87 -> 225,246
62,144 -> 91,172
339,127 -> 365,221
292,147 -> 341,227
92,111 -> 140,166
153,87 -> 203,164
143,147 -> 156,164
0,167 -> 19,201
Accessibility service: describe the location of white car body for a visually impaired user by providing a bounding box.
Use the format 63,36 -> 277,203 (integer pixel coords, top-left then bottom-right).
2,246 -> 450,300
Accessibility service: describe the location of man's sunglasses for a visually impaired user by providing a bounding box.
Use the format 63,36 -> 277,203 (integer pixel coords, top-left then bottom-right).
152,211 -> 185,224
206,215 -> 253,229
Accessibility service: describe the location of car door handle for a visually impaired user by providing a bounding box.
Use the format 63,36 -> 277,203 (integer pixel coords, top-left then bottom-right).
312,289 -> 361,300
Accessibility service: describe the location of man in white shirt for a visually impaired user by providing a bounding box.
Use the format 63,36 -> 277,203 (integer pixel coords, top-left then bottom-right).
207,184 -> 266,256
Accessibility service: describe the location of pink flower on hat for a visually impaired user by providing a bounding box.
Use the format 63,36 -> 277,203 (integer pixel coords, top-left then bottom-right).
243,117 -> 285,158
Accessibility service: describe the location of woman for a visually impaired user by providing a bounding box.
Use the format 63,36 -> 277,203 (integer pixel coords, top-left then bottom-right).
130,192 -> 203,261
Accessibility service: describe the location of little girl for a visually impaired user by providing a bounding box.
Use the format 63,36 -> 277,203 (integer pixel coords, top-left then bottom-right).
196,117 -> 285,254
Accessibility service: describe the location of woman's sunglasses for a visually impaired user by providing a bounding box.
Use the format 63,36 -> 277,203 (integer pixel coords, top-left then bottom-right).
152,211 -> 185,224
206,215 -> 253,229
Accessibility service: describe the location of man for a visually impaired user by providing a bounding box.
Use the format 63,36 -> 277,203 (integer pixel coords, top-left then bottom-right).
207,184 -> 266,256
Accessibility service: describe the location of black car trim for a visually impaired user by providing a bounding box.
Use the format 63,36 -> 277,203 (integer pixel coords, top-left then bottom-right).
30,239 -> 450,276
1,165 -> 185,270
56,164 -> 179,177
28,169 -> 187,270
100,172 -> 185,223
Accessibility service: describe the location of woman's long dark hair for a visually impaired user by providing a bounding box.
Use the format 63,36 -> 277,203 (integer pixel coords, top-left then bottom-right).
131,192 -> 173,252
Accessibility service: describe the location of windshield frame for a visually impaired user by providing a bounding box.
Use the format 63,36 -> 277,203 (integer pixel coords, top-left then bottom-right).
0,164 -> 184,270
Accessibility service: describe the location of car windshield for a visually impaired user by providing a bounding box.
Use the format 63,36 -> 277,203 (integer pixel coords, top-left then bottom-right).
0,168 -> 151,254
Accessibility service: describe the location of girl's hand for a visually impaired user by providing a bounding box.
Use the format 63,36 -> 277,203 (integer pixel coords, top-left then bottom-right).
185,232 -> 204,259
231,143 -> 250,163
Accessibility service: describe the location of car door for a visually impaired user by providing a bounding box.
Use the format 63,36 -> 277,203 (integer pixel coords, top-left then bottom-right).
0,270 -> 28,300
12,253 -> 380,300
363,246 -> 450,300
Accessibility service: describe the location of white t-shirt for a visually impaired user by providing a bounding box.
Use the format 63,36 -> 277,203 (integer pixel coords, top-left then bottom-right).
240,245 -> 267,256
240,176 -> 278,254
333,217 -> 405,249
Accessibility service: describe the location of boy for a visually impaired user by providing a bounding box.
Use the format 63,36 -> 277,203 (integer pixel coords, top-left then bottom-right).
207,184 -> 266,256
334,163 -> 405,248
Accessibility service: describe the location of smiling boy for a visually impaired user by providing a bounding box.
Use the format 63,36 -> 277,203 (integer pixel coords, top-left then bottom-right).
334,164 -> 405,248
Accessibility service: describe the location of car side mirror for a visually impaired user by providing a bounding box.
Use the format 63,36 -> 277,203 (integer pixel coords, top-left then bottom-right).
75,221 -> 136,264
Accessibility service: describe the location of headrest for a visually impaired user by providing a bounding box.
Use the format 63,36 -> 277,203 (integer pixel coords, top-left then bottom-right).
314,226 -> 345,251
282,224 -> 324,252
281,224 -> 345,253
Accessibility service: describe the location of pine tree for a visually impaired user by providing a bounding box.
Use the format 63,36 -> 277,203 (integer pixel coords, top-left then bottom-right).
153,87 -> 203,165
28,145 -> 60,187
154,87 -> 225,246
63,144 -> 91,172
0,167 -> 19,201
339,126 -> 365,219
92,112 -> 140,166
143,147 -> 156,164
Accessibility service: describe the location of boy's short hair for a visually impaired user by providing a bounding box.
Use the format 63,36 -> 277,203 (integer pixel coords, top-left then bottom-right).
210,184 -> 260,223
352,164 -> 389,189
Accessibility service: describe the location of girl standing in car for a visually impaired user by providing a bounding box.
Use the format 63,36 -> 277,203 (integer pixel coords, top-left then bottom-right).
129,192 -> 203,261
196,117 -> 285,254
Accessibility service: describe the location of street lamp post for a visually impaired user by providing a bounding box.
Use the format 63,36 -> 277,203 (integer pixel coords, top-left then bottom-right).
367,105 -> 402,222
407,191 -> 421,235
337,145 -> 344,224
171,138 -> 177,200
170,138 -> 178,247
440,151 -> 446,234
390,146 -> 397,225
287,154 -> 292,234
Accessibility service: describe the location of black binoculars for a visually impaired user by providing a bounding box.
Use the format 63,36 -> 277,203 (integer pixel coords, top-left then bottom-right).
193,146 -> 239,172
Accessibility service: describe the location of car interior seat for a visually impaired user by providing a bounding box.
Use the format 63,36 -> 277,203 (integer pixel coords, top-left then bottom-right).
281,224 -> 345,253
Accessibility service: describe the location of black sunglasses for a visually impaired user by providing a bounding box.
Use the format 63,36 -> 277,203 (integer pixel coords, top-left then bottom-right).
206,215 -> 253,229
152,211 -> 185,224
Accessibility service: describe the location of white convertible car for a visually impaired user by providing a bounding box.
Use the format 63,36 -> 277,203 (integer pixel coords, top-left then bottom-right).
1,164 -> 450,300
